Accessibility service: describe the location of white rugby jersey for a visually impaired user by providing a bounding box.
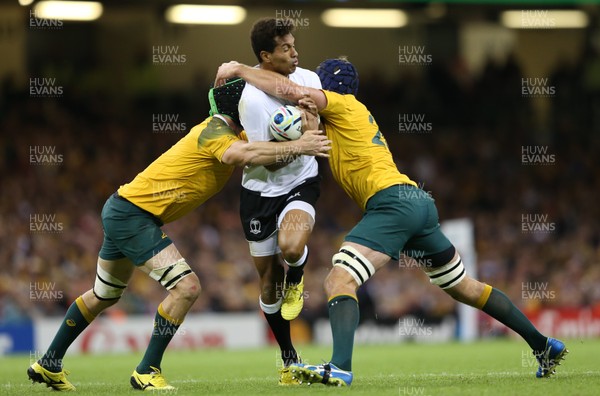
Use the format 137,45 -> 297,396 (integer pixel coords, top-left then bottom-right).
239,66 -> 322,196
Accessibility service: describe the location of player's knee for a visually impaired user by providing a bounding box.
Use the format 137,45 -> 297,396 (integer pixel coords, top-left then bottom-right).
445,276 -> 484,305
324,264 -> 359,296
172,274 -> 201,303
278,237 -> 304,263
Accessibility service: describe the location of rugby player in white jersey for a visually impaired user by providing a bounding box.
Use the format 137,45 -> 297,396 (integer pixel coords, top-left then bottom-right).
237,17 -> 322,385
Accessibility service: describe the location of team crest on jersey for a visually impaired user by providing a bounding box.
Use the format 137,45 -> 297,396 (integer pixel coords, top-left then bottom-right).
249,218 -> 262,235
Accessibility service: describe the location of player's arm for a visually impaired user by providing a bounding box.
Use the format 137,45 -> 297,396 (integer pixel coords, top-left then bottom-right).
220,128 -> 330,167
215,62 -> 328,111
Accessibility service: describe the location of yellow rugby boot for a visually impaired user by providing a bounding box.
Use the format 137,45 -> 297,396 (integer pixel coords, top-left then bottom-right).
281,276 -> 304,320
278,366 -> 301,386
130,366 -> 176,391
27,362 -> 76,391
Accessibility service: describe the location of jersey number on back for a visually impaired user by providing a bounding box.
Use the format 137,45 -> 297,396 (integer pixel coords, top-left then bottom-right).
369,114 -> 389,149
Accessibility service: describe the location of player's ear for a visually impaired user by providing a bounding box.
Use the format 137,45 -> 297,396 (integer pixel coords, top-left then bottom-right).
260,50 -> 271,64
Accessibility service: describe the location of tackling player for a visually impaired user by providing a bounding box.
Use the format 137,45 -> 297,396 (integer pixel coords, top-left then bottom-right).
236,18 -> 323,384
26,78 -> 330,391
215,60 -> 568,386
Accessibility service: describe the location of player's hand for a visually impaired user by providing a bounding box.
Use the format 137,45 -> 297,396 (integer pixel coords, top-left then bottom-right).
298,96 -> 318,117
297,129 -> 331,158
300,108 -> 318,132
214,61 -> 241,87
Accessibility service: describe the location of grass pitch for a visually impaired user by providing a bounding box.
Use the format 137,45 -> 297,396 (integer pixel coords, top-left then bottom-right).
2,339 -> 598,395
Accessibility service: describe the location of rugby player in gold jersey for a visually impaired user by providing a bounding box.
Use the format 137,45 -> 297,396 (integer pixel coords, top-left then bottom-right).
215,61 -> 567,386
27,78 -> 330,391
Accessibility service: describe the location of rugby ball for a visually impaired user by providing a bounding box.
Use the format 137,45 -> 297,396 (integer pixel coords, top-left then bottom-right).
269,105 -> 303,141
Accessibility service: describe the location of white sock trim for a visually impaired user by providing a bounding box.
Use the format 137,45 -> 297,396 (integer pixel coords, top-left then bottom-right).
259,296 -> 283,314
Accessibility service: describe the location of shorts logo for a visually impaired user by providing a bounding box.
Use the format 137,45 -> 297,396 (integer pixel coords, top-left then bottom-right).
66,319 -> 76,327
249,218 -> 262,235
161,232 -> 168,239
286,192 -> 301,201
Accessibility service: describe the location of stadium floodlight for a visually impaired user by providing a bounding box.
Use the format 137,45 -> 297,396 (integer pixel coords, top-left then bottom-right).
33,1 -> 103,21
18,0 -> 34,6
501,10 -> 588,29
321,8 -> 408,28
165,5 -> 246,25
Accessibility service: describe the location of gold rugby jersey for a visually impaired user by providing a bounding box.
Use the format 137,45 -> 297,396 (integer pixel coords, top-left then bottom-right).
118,117 -> 240,223
320,90 -> 417,211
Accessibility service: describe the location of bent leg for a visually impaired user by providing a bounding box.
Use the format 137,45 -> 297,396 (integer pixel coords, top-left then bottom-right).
135,244 -> 200,374
325,242 -> 391,371
40,257 -> 134,372
278,207 -> 314,285
423,247 -> 547,352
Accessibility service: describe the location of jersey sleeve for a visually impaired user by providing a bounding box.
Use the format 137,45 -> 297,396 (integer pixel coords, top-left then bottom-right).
320,90 -> 346,122
198,118 -> 241,162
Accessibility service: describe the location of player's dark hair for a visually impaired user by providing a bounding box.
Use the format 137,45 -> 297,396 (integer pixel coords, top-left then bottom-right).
250,17 -> 295,63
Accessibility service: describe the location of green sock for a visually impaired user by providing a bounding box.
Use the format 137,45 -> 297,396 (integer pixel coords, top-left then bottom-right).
40,296 -> 95,372
137,305 -> 181,374
482,288 -> 547,352
328,295 -> 359,371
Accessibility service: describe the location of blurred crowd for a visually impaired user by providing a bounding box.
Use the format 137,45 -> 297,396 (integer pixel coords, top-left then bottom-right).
1,51 -> 599,337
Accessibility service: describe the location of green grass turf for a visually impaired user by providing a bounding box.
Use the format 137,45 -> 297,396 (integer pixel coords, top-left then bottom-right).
2,339 -> 598,395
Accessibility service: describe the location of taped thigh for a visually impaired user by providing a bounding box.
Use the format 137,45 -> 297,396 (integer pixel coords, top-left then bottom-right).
149,258 -> 193,290
427,254 -> 466,289
94,263 -> 127,301
332,245 -> 376,286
